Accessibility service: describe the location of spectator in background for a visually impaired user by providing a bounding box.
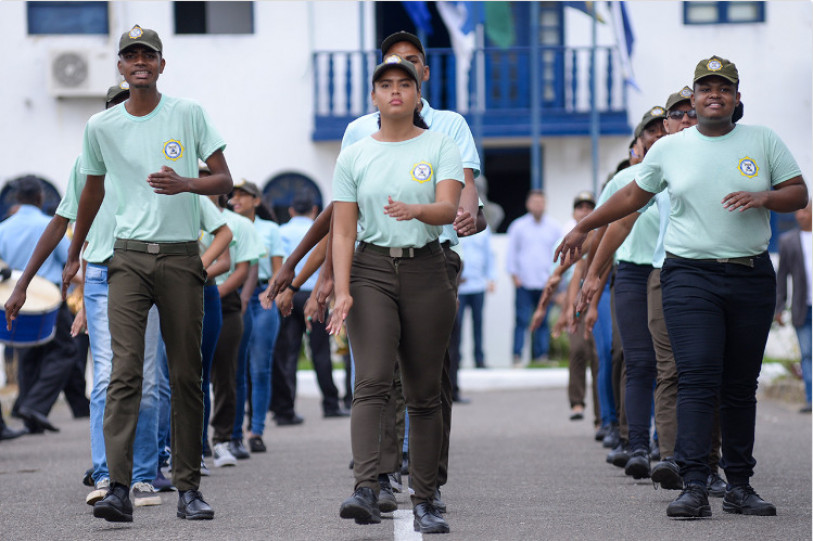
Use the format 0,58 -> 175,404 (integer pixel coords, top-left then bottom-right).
456,226 -> 496,370
776,199 -> 812,413
506,190 -> 561,367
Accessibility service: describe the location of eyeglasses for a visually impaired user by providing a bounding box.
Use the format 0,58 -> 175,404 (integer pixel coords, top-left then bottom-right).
667,109 -> 697,120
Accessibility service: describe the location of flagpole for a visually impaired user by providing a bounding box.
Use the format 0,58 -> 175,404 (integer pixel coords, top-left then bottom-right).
590,2 -> 600,196
530,1 -> 541,191
473,23 -> 485,177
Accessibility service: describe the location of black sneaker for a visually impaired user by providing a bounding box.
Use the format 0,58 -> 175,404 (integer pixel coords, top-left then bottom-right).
722,485 -> 776,516
707,471 -> 726,498
607,441 -> 630,468
378,474 -> 398,513
595,424 -> 610,442
624,449 -> 651,479
248,435 -> 266,453
93,482 -> 133,522
666,483 -> 711,518
651,457 -> 683,490
413,502 -> 449,534
340,487 -> 381,524
229,439 -> 251,460
602,425 -> 620,449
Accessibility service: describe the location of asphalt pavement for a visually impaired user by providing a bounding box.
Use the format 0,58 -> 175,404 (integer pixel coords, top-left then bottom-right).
0,375 -> 810,541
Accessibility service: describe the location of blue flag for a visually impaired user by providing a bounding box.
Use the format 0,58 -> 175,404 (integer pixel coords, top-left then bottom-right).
402,1 -> 433,35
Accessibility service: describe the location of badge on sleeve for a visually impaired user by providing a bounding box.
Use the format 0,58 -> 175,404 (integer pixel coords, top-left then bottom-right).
738,157 -> 759,178
163,139 -> 184,161
411,162 -> 433,184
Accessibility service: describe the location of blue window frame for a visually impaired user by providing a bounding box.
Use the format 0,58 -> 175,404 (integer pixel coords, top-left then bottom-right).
683,2 -> 765,25
27,1 -> 109,35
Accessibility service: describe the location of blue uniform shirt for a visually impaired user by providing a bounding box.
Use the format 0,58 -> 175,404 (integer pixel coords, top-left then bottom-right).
0,205 -> 69,284
280,216 -> 320,291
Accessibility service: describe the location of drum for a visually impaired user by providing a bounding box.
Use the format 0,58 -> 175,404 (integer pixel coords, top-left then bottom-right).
0,270 -> 62,346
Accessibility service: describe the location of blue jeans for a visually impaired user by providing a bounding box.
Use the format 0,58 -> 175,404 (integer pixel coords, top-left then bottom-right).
614,263 -> 656,450
662,253 -> 775,487
458,292 -> 485,366
593,281 -> 617,426
513,287 -> 549,359
84,263 -> 161,484
157,284 -> 221,461
235,289 -> 280,438
201,285 -> 222,447
797,306 -> 812,404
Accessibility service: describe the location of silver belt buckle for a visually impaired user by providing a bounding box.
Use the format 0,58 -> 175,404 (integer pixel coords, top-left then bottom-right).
389,247 -> 404,258
147,243 -> 160,255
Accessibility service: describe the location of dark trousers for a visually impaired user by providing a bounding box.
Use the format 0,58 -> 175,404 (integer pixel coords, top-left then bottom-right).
105,247 -> 205,491
649,268 -> 722,466
271,290 -> 340,417
348,244 -> 456,505
610,281 -> 627,438
662,253 -> 774,487
14,303 -> 83,419
457,292 -> 486,367
210,291 -> 242,443
614,262 -> 656,451
568,319 -> 599,423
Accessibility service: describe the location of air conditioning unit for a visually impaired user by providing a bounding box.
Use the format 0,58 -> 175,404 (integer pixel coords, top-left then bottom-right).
48,49 -> 115,98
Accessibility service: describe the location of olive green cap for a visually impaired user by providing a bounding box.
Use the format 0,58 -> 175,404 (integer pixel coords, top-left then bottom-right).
118,24 -> 162,54
693,55 -> 738,84
232,179 -> 261,198
634,106 -> 667,139
105,81 -> 130,105
665,86 -> 693,111
372,54 -> 420,86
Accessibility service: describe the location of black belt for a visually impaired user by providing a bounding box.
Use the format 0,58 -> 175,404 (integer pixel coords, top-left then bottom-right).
114,239 -> 199,256
357,240 -> 441,258
257,280 -> 269,290
665,251 -> 761,268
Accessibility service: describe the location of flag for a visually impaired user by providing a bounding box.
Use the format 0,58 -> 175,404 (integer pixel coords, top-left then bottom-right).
436,1 -> 477,112
563,2 -> 606,24
402,1 -> 434,35
609,1 -> 639,90
484,1 -> 515,49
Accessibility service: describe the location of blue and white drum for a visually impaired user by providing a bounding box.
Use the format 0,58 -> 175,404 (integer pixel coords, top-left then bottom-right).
0,271 -> 62,346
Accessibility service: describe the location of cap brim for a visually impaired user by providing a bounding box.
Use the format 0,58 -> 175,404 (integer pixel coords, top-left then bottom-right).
119,42 -> 161,54
693,73 -> 738,84
373,64 -> 418,84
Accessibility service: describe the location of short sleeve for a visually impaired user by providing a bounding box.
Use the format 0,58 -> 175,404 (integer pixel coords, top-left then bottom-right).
447,116 -> 481,178
267,224 -> 286,258
80,122 -> 106,176
435,135 -> 465,186
332,148 -> 358,203
192,103 -> 227,162
766,129 -> 802,186
635,146 -> 667,194
56,157 -> 83,220
199,195 -> 227,233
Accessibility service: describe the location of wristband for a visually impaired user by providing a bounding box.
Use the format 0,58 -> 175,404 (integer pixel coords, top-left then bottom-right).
287,284 -> 300,293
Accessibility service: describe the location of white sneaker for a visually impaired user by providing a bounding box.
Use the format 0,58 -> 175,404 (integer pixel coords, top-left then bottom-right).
212,442 -> 237,468
132,481 -> 162,507
86,478 -> 109,506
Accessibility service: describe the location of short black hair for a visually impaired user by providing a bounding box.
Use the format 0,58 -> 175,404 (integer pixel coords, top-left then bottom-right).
12,175 -> 43,205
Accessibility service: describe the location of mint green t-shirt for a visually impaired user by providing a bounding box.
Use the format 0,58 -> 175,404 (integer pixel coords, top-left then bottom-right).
333,130 -> 464,248
56,156 -> 118,263
203,209 -> 266,286
253,217 -> 285,281
81,96 -> 226,242
636,125 -> 801,259
597,164 -> 660,265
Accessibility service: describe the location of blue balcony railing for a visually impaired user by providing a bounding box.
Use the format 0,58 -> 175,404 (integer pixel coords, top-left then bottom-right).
313,45 -> 630,141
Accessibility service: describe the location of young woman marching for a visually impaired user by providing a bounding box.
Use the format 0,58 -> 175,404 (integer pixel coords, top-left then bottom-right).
556,56 -> 808,519
327,54 -> 463,534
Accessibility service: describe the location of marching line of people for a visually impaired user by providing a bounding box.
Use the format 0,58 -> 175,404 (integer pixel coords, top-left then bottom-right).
0,21 -> 809,537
